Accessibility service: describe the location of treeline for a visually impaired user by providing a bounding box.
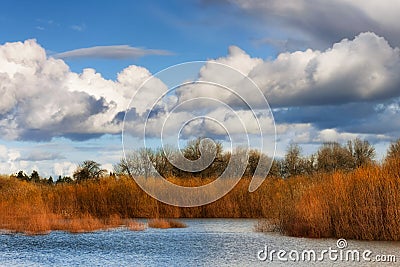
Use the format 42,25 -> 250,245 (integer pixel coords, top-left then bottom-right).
114,137 -> 384,180
13,160 -> 109,184
270,138 -> 376,178
13,137 -> 399,183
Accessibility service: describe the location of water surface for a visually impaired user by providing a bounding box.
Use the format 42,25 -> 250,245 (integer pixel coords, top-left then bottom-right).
0,219 -> 398,266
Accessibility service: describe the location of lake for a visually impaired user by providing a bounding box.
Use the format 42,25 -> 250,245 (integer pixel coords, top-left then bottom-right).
0,219 -> 398,266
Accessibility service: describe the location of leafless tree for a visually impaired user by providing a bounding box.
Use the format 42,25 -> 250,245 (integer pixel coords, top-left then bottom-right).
74,160 -> 106,181
347,138 -> 375,167
386,138 -> 400,161
316,142 -> 354,173
114,148 -> 156,178
283,143 -> 304,177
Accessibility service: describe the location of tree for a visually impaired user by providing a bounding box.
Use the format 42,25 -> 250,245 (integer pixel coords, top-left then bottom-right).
347,138 -> 375,167
16,170 -> 29,181
301,154 -> 317,175
30,170 -> 40,183
386,138 -> 400,161
152,146 -> 176,177
246,149 -> 261,177
316,142 -> 354,173
177,138 -> 224,178
268,158 -> 284,177
283,143 -> 303,177
73,160 -> 106,182
114,148 -> 156,178
56,175 -> 73,184
244,149 -> 273,178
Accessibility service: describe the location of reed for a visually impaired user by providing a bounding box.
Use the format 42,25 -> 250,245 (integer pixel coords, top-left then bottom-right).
258,160 -> 400,241
126,220 -> 146,231
148,218 -> 187,229
0,160 -> 399,240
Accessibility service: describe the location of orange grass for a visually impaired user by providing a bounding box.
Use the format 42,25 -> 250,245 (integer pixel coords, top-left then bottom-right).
126,220 -> 146,231
148,218 -> 187,229
258,160 -> 400,240
0,160 -> 399,239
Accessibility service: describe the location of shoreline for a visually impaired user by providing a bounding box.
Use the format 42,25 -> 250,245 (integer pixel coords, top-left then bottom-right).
0,217 -> 186,235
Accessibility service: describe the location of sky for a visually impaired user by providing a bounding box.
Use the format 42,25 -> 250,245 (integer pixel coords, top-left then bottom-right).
1,0 -> 400,178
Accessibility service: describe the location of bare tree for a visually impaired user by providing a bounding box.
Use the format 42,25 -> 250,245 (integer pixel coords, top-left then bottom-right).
283,143 -> 303,177
114,148 -> 156,178
347,138 -> 375,167
152,146 -> 177,178
174,138 -> 224,178
386,138 -> 400,161
73,160 -> 106,181
316,142 -> 354,173
301,154 -> 317,175
268,158 -> 284,178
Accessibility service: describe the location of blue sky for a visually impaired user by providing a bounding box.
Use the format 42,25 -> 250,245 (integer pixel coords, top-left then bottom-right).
1,0 -> 274,78
1,0 -> 400,177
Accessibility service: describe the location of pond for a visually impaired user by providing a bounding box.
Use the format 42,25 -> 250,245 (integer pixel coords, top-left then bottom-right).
0,219 -> 398,266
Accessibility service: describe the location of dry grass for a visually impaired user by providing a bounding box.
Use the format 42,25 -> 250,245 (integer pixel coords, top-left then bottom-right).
126,220 -> 146,231
256,160 -> 400,241
60,214 -> 105,233
148,219 -> 171,229
254,219 -> 280,233
0,160 -> 400,240
166,219 -> 187,228
148,218 -> 187,229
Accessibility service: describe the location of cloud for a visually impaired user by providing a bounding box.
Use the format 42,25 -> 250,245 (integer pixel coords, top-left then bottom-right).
70,24 -> 86,32
254,37 -> 309,53
19,151 -> 66,161
271,98 -> 400,141
190,33 -> 400,108
225,0 -> 400,49
0,39 -> 163,141
54,45 -> 173,59
53,162 -> 77,177
170,32 -> 400,144
0,145 -> 8,161
1,36 -> 399,150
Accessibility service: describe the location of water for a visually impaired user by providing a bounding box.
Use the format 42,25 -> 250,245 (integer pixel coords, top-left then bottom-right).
0,219 -> 398,266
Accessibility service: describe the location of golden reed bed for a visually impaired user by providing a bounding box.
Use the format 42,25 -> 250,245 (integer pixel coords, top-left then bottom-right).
0,159 -> 399,239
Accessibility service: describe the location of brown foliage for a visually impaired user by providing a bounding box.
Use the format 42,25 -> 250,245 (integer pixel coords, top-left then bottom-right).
148,218 -> 186,229
0,175 -> 271,234
258,160 -> 400,241
126,220 -> 146,231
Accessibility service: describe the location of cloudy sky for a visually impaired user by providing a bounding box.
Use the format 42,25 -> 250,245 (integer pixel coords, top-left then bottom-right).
1,0 -> 400,177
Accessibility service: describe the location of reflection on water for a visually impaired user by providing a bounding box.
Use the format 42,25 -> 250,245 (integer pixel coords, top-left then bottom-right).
0,219 -> 398,266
